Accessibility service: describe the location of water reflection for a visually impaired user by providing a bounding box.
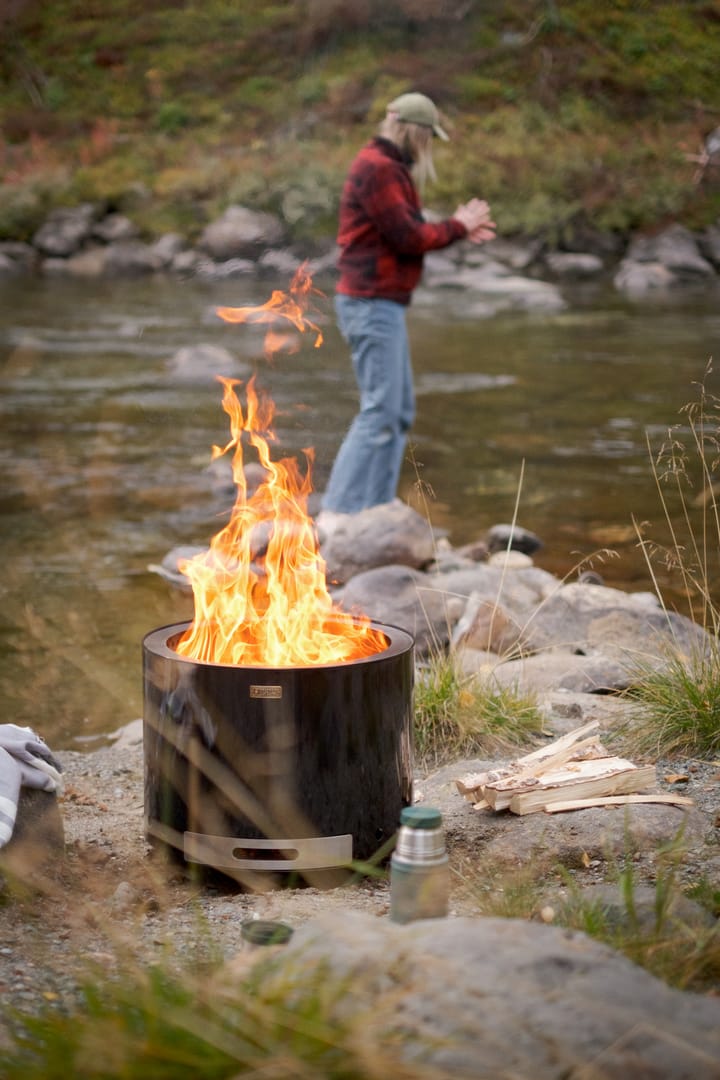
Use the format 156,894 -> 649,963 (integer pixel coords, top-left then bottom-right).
1,274 -> 718,746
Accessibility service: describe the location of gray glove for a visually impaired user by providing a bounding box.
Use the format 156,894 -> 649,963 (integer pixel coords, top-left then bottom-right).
0,725 -> 63,849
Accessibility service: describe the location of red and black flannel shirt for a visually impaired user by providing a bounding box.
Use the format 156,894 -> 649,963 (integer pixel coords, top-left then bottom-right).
336,137 -> 467,306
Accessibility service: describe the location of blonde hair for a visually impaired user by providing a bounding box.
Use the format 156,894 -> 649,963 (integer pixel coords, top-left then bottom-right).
379,113 -> 437,189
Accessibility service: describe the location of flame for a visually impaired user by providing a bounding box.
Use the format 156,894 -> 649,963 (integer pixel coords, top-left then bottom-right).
175,267 -> 386,668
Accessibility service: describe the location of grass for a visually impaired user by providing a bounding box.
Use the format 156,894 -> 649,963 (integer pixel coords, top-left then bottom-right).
621,366 -> 720,759
413,648 -> 545,769
1,1 -> 719,241
556,826 -> 720,993
4,956 -> 452,1080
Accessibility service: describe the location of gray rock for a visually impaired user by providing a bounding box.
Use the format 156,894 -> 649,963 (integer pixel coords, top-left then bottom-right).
199,205 -> 285,260
558,882 -> 716,935
336,564 -> 460,656
544,251 -> 604,278
103,240 -> 163,276
171,249 -> 208,275
614,259 -> 677,295
699,223 -> 720,268
150,232 -> 186,265
625,224 -> 716,278
482,236 -> 544,270
486,522 -> 544,555
432,266 -> 566,312
0,788 -> 65,887
63,246 -> 108,277
0,241 -> 37,272
258,248 -> 302,276
165,343 -> 246,381
485,649 -> 635,694
32,203 -> 97,257
322,501 -> 436,585
92,213 -> 140,243
268,911 -> 720,1078
0,253 -> 22,276
198,257 -> 255,279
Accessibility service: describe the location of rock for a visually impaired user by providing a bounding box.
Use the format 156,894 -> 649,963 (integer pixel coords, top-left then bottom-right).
146,544 -> 206,589
0,241 -> 37,273
431,265 -> 566,312
267,911 -> 720,1078
198,205 -> 285,260
614,259 -> 677,295
625,224 -> 716,278
91,213 -> 140,243
171,249 -> 208,275
257,249 -> 303,276
484,649 -> 636,694
103,240 -> 163,276
63,246 -> 108,277
557,882 -> 716,935
150,233 -> 186,265
32,203 -> 98,257
699,223 -> 720,268
165,343 -> 247,381
481,236 -> 544,270
197,257 -> 256,279
0,788 -> 65,888
0,253 -> 22,276
321,501 -> 437,585
336,564 -> 460,655
486,522 -> 543,555
544,252 -> 604,278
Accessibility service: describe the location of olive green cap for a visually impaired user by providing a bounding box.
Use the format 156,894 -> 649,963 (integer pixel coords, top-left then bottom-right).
400,806 -> 443,829
386,92 -> 450,141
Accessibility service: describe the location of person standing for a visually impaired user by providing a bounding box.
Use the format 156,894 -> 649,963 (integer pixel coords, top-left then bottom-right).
317,91 -> 495,535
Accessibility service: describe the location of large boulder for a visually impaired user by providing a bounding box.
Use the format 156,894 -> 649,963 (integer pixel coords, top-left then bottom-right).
322,501 -> 437,585
624,224 -> 716,278
336,564 -> 461,655
32,203 -> 98,257
263,911 -> 720,1078
198,206 -> 285,260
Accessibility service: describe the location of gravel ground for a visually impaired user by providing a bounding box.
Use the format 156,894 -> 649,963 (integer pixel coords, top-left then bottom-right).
1,701 -> 718,1047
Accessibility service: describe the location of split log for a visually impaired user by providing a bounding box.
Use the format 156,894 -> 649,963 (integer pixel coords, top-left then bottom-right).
507,763 -> 657,815
544,793 -> 694,813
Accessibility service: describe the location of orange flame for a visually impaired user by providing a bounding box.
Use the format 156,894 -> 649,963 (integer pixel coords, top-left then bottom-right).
175,267 -> 386,668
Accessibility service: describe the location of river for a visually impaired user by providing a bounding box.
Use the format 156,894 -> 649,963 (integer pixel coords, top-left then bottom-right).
1,273 -> 719,747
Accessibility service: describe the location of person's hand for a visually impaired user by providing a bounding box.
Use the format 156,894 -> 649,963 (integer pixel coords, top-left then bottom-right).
453,198 -> 496,244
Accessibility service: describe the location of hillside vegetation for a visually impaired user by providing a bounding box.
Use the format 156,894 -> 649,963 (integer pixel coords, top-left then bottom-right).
1,0 -> 719,246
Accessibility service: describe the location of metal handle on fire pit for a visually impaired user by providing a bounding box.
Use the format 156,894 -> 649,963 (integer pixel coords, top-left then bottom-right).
183,831 -> 353,871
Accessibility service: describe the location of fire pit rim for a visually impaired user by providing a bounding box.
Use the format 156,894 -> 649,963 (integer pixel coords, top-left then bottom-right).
143,619 -> 414,670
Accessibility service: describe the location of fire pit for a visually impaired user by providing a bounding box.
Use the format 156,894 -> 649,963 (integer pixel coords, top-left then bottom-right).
143,618 -> 413,885
143,270 -> 415,887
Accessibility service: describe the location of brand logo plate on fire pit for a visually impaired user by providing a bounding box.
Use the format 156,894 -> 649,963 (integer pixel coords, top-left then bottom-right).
250,685 -> 283,699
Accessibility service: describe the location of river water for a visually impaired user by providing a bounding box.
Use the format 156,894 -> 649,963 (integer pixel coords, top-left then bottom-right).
1,273 -> 719,747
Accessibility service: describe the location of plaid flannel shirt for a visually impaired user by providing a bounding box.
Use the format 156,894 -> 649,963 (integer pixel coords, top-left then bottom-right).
336,137 -> 467,305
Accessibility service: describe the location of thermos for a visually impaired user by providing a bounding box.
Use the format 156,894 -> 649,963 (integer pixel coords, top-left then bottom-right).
389,806 -> 449,924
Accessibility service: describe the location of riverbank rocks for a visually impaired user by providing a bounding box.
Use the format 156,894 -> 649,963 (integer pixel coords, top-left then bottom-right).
9,200 -> 720,309
198,205 -> 286,260
614,223 -> 718,295
263,911 -> 720,1078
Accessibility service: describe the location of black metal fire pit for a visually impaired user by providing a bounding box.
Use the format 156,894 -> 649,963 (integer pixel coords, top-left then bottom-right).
143,620 -> 413,886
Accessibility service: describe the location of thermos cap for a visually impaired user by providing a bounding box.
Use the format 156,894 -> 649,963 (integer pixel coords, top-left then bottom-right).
241,920 -> 294,947
400,806 -> 442,830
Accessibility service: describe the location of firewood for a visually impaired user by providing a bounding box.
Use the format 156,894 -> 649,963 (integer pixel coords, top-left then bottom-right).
508,763 -> 657,815
544,793 -> 694,813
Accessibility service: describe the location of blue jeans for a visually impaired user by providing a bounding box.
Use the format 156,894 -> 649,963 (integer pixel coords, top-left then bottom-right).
322,295 -> 415,514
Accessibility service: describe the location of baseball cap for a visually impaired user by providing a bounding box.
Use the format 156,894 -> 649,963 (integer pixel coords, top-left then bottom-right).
386,92 -> 450,141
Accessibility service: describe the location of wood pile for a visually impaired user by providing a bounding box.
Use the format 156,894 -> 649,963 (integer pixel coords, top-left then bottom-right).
456,720 -> 693,816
